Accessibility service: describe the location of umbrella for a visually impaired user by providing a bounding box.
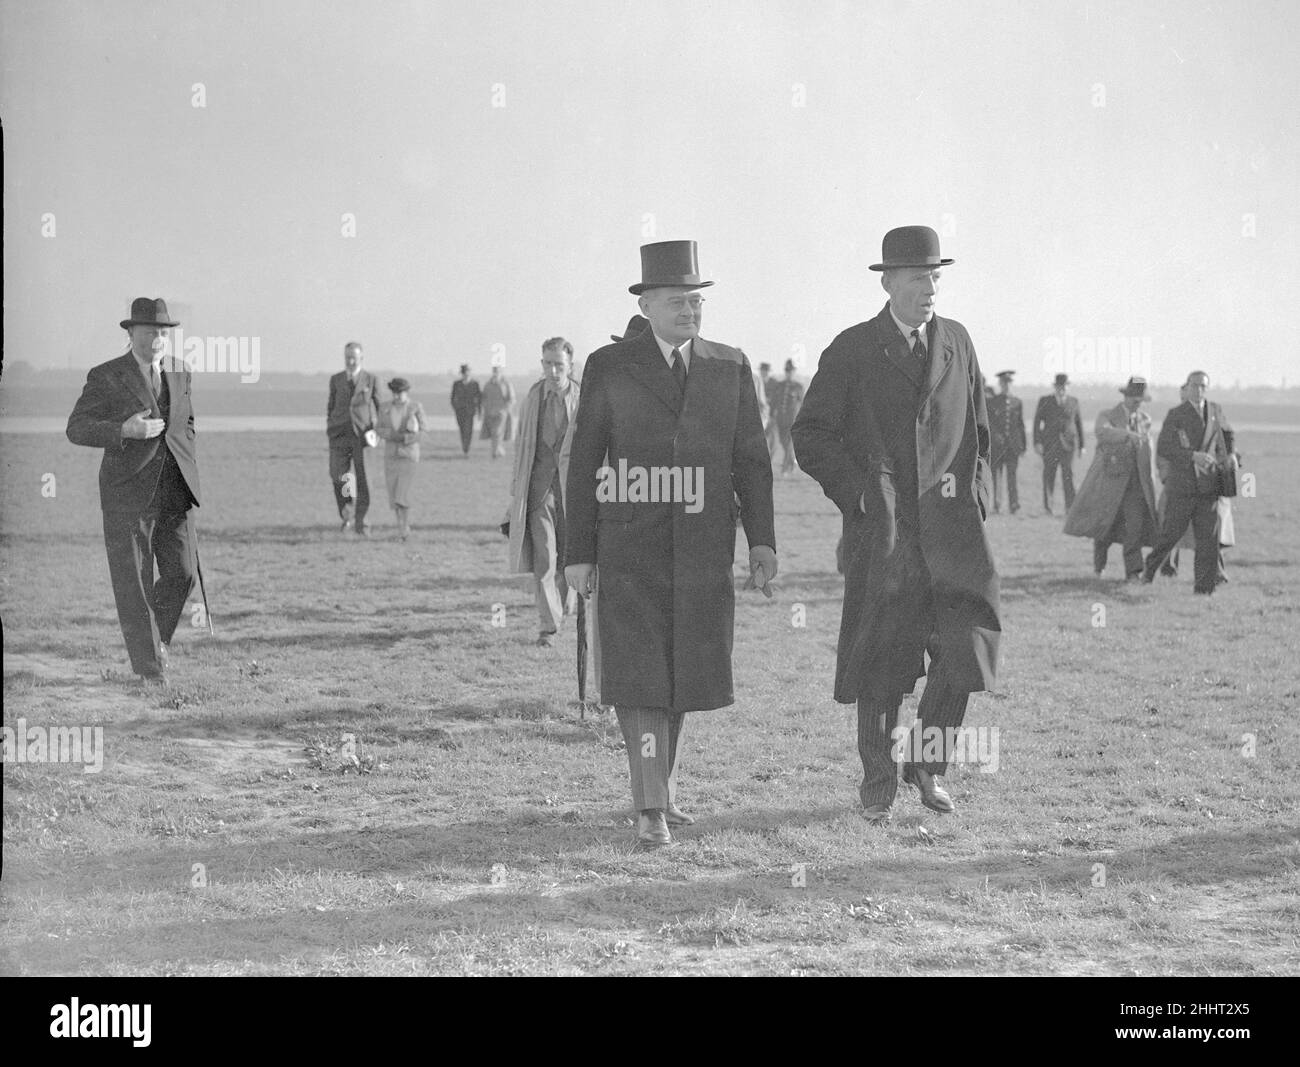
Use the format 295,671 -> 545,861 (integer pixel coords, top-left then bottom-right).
576,594 -> 588,718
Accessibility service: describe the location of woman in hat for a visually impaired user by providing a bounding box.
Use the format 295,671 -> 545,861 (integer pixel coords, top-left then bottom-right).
376,377 -> 427,540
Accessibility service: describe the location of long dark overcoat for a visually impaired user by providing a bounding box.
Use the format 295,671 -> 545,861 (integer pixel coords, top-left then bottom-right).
565,328 -> 775,712
791,304 -> 1000,703
1063,402 -> 1158,543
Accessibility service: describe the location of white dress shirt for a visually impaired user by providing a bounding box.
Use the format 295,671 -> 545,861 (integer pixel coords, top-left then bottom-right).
652,333 -> 692,371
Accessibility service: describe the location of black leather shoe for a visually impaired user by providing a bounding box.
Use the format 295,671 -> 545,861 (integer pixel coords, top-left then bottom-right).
861,803 -> 892,824
636,809 -> 672,847
665,803 -> 695,826
902,766 -> 955,814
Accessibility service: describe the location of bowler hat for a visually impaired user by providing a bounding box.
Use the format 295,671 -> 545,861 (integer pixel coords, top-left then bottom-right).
1120,376 -> 1151,400
388,377 -> 410,393
1054,373 -> 1069,387
120,296 -> 179,329
459,363 -> 470,373
869,226 -> 954,271
629,240 -> 714,295
611,315 -> 650,343
996,369 -> 1015,380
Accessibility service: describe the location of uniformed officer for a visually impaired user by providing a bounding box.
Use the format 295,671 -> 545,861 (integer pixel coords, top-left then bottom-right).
987,369 -> 1026,514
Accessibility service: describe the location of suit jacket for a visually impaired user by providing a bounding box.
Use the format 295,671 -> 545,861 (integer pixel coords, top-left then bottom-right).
565,330 -> 774,712
770,378 -> 805,428
987,392 -> 1026,458
1157,399 -> 1235,497
376,400 -> 427,462
327,369 -> 379,440
791,303 -> 1000,702
450,379 -> 481,415
1034,393 -> 1084,455
66,353 -> 200,514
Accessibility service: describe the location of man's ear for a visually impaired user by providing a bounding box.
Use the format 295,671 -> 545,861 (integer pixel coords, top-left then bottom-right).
637,295 -> 650,316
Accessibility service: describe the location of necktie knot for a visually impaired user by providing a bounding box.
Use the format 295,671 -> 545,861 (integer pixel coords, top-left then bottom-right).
910,329 -> 926,360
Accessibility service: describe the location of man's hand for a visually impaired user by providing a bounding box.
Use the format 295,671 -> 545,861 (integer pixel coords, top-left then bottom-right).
122,409 -> 165,440
744,545 -> 778,598
565,563 -> 596,597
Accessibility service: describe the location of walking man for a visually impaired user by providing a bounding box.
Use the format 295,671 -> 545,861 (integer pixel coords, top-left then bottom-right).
326,341 -> 380,535
1034,372 -> 1085,514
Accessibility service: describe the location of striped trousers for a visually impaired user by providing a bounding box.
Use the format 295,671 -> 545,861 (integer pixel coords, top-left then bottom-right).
857,674 -> 969,808
615,706 -> 685,812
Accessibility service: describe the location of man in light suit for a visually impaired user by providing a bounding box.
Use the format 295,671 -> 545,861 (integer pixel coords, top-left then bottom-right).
1034,372 -> 1085,514
506,337 -> 582,647
67,297 -> 201,684
326,341 -> 380,536
565,240 -> 777,848
792,226 -> 1001,822
1142,371 -> 1238,593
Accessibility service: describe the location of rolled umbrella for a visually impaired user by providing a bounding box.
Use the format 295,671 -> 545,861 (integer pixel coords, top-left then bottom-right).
576,594 -> 588,718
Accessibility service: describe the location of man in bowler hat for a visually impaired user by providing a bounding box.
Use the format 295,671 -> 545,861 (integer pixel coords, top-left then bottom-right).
565,240 -> 777,847
67,298 -> 201,684
987,370 -> 1026,513
793,226 -> 1001,821
1034,372 -> 1085,514
326,342 -> 380,535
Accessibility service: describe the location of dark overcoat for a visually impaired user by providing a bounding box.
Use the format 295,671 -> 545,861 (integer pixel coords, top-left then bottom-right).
791,304 -> 1000,703
1063,402 -> 1158,543
565,329 -> 775,712
66,353 -> 201,513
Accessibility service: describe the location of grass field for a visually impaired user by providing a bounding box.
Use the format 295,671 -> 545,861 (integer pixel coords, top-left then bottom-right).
2,422 -> 1298,976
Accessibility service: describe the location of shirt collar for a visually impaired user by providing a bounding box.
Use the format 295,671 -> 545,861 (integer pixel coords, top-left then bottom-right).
888,305 -> 927,345
652,332 -> 692,368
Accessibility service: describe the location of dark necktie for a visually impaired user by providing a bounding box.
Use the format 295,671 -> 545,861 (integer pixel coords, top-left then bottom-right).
671,347 -> 686,393
542,390 -> 563,449
911,329 -> 927,361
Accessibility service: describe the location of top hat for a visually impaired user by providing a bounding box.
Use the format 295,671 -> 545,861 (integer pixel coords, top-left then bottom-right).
388,377 -> 411,393
1120,376 -> 1151,400
629,241 -> 714,295
120,296 -> 179,330
996,369 -> 1015,380
869,226 -> 954,271
1053,373 -> 1070,387
611,314 -> 650,343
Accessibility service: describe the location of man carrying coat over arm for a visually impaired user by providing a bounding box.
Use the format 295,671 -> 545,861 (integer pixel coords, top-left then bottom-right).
564,241 -> 777,848
791,226 -> 1001,822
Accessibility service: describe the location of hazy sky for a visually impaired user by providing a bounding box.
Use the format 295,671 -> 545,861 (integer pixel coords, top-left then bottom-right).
3,0 -> 1296,386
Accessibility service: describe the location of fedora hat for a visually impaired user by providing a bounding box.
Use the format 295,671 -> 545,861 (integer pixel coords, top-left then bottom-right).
611,314 -> 650,343
869,226 -> 954,271
1120,376 -> 1151,400
120,296 -> 179,329
388,377 -> 411,393
629,240 -> 714,295
1054,373 -> 1070,387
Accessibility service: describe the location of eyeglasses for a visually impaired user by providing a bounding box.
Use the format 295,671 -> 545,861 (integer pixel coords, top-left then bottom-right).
664,296 -> 705,311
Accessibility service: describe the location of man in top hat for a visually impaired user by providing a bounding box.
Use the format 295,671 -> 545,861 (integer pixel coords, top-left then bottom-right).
450,364 -> 482,456
1034,373 -> 1085,514
565,240 -> 777,848
1141,371 -> 1238,593
987,370 -> 1027,514
507,337 -> 582,647
327,342 -> 380,535
769,359 -> 805,476
67,297 -> 202,684
1063,377 -> 1159,579
792,225 -> 1001,821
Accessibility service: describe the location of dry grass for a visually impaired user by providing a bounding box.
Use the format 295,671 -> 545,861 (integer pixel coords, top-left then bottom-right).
1,424 -> 1298,975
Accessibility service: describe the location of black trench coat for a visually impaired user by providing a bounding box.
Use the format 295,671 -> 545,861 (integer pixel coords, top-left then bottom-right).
792,304 -> 1001,703
565,329 -> 775,712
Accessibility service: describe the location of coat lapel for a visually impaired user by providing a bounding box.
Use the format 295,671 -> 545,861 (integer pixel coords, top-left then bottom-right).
922,315 -> 955,400
1200,402 -> 1218,450
871,305 -> 924,390
625,329 -> 683,417
114,353 -> 158,415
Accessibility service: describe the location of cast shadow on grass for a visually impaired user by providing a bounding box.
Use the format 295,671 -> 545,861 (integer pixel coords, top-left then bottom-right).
8,823 -> 1293,974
